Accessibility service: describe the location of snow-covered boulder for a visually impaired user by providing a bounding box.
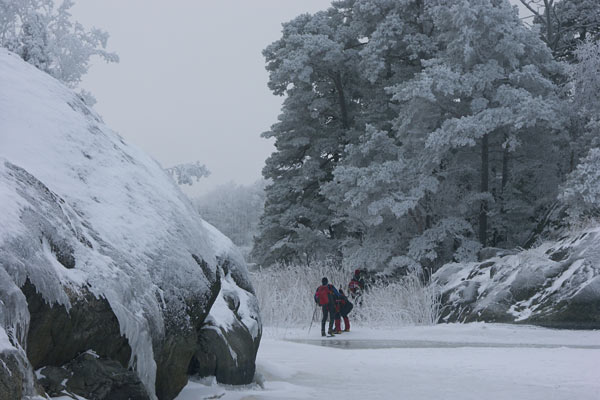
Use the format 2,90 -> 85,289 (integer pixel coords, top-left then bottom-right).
434,229 -> 600,328
188,247 -> 261,385
0,327 -> 39,399
36,352 -> 149,399
0,49 -> 260,399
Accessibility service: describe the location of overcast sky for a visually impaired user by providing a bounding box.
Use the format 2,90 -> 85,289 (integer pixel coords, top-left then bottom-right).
71,1 -> 331,196
72,0 -> 528,197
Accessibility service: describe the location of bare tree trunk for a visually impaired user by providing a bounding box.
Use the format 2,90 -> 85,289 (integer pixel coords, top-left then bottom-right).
495,139 -> 510,246
501,142 -> 509,192
519,0 -> 557,50
409,208 -> 425,235
479,134 -> 489,247
544,0 -> 555,49
333,72 -> 349,130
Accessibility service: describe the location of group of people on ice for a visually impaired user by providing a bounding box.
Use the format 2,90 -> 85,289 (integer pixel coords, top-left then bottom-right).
314,269 -> 365,337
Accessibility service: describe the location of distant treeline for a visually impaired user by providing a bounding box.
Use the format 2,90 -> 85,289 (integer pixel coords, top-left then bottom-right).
195,180 -> 266,259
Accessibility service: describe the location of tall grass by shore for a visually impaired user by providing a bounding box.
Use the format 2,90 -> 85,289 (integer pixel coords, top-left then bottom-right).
251,264 -> 440,330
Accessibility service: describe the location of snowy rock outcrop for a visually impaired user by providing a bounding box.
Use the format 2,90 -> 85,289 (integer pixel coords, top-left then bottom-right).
0,49 -> 260,399
435,229 -> 600,328
0,327 -> 39,399
36,352 -> 148,399
188,244 -> 261,385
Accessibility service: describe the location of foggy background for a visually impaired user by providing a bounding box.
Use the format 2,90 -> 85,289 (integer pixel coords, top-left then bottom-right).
72,0 -> 528,196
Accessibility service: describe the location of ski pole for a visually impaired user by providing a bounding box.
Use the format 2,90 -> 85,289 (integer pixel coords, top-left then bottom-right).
307,304 -> 318,334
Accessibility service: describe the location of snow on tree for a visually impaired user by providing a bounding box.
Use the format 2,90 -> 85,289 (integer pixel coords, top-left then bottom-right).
569,38 -> 600,116
561,148 -> 600,218
392,0 -> 567,250
519,0 -> 600,61
321,0 -> 444,271
165,161 -> 210,186
0,0 -> 118,101
328,0 -> 567,270
255,0 -> 573,272
560,39 -> 600,218
253,4 -> 364,267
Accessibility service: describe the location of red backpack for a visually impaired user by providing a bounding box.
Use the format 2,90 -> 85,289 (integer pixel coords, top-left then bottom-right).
315,285 -> 330,306
349,279 -> 361,293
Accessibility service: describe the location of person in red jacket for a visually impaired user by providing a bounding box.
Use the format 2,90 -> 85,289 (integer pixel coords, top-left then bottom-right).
314,277 -> 340,337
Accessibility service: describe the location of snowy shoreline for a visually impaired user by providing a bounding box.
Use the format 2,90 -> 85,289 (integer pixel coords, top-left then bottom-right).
262,322 -> 600,345
175,323 -> 600,400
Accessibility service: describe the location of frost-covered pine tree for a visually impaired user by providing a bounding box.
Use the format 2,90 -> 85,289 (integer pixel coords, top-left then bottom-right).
0,0 -> 118,101
321,0 -> 441,271
253,4 -> 364,266
254,0 -> 571,272
16,13 -> 50,70
519,0 -> 600,61
325,0 -> 567,271
165,161 -> 210,186
389,0 -> 567,256
560,40 -> 600,218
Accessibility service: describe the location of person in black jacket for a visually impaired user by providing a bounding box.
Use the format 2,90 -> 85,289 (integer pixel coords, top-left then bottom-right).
338,288 -> 353,332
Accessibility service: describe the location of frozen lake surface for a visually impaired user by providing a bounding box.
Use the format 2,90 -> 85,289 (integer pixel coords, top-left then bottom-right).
176,323 -> 600,400
287,338 -> 600,349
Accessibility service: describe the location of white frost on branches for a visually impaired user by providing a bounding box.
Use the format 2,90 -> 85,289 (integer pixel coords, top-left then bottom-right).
560,40 -> 600,218
165,161 -> 210,186
0,0 -> 118,100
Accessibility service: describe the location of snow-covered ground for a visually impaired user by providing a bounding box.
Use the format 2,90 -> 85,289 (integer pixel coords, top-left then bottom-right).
176,323 -> 600,400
